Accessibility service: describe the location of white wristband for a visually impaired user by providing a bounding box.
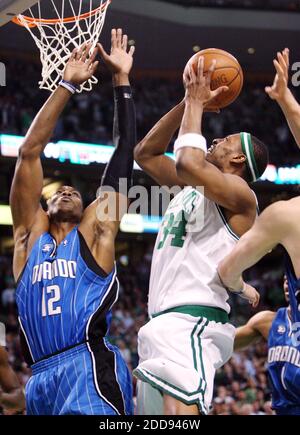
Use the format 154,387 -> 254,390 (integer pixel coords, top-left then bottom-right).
174,133 -> 207,155
59,79 -> 78,95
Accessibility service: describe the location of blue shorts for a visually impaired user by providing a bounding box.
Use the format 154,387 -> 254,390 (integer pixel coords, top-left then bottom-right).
26,341 -> 133,415
276,406 -> 300,416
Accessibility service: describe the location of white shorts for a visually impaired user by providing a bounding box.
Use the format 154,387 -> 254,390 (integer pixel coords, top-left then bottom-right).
133,310 -> 235,415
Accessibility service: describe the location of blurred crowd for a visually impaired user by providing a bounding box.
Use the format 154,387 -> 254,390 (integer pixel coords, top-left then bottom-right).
156,0 -> 300,12
0,58 -> 299,166
0,247 -> 286,415
0,54 -> 293,415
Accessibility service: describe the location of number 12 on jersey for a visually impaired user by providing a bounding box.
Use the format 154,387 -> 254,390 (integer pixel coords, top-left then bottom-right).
42,285 -> 62,317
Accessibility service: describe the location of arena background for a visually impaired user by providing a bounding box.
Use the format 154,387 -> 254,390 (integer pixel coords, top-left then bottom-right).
0,0 -> 300,415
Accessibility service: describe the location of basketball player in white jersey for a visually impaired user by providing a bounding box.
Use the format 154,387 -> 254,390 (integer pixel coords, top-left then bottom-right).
133,58 -> 268,415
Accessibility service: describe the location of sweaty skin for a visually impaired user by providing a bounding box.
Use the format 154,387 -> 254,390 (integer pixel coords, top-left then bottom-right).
10,32 -> 135,283
234,311 -> 276,351
0,346 -> 25,412
235,278 -> 290,351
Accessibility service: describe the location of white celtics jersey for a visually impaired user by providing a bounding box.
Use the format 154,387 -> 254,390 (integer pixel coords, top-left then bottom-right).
148,187 -> 239,315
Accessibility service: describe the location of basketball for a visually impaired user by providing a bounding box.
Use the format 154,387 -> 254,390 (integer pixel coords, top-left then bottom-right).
186,48 -> 244,111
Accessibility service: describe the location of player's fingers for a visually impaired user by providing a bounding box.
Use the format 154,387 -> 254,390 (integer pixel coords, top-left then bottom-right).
75,47 -> 82,61
129,45 -> 135,57
274,59 -> 284,77
77,43 -> 87,61
69,48 -> 77,62
197,56 -> 204,80
253,296 -> 260,308
189,63 -> 197,83
212,86 -> 229,98
89,60 -> 99,75
82,43 -> 92,62
122,34 -> 128,51
87,47 -> 98,66
185,66 -> 193,86
265,86 -> 276,98
265,86 -> 272,95
283,47 -> 290,69
97,43 -> 109,61
183,69 -> 189,87
206,59 -> 216,86
277,52 -> 288,76
116,28 -> 122,48
184,67 -> 191,85
111,28 -> 117,50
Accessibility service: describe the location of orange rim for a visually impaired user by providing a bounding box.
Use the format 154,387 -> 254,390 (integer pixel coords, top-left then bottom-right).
12,0 -> 110,28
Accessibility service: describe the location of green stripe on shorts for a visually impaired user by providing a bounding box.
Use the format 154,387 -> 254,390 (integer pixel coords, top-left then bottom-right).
152,305 -> 229,324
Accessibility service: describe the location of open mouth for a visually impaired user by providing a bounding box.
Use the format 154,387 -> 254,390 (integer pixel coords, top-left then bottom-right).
60,197 -> 72,203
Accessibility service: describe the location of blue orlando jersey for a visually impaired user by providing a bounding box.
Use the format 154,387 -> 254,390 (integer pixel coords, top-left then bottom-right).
285,253 -> 300,324
16,227 -> 118,364
268,308 -> 300,412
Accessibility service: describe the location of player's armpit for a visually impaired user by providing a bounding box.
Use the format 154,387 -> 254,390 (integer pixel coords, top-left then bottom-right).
79,192 -> 128,274
175,149 -> 256,213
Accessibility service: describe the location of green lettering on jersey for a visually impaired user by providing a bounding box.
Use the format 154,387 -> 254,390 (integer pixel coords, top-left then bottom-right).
157,211 -> 188,250
157,189 -> 201,250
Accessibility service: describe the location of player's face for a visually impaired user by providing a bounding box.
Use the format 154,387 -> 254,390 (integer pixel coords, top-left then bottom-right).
206,134 -> 242,169
47,186 -> 83,223
283,275 -> 289,303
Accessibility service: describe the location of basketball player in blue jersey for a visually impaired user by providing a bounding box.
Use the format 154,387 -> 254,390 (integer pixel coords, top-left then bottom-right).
234,276 -> 300,415
10,29 -> 136,415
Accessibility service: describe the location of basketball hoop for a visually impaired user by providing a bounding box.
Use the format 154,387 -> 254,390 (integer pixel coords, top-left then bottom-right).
12,1 -> 111,93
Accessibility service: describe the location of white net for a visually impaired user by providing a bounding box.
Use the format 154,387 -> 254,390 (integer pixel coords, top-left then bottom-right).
15,0 -> 111,92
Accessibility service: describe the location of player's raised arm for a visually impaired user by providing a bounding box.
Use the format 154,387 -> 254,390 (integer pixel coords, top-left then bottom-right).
0,346 -> 25,413
10,44 -> 99,276
79,29 -> 137,274
234,311 -> 274,351
266,48 -> 300,149
134,101 -> 186,188
174,57 -> 258,214
218,201 -> 289,295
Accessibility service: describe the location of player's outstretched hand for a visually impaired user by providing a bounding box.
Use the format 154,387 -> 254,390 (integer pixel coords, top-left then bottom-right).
98,28 -> 135,76
265,48 -> 290,102
64,43 -> 99,85
183,56 -> 228,106
239,282 -> 260,308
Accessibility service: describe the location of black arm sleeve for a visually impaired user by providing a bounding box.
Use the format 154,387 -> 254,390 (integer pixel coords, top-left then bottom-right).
101,85 -> 137,195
